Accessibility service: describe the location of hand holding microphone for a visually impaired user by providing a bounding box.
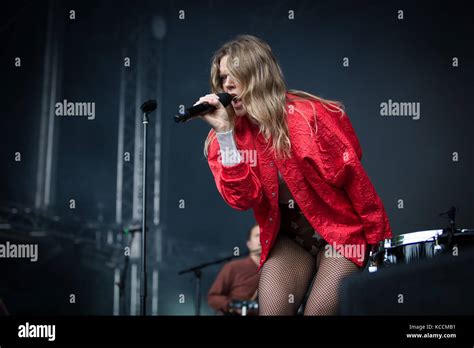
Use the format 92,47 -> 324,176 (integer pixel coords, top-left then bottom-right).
174,93 -> 234,133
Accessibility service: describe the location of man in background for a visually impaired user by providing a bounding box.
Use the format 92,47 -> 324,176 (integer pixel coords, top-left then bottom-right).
207,224 -> 261,315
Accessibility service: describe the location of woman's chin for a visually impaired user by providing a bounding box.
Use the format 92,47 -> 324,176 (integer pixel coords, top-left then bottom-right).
234,108 -> 247,117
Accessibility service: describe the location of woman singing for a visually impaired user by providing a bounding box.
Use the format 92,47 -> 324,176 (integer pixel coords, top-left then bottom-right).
196,35 -> 392,315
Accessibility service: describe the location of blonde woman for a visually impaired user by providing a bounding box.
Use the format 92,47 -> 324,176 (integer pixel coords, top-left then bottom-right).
196,35 -> 392,315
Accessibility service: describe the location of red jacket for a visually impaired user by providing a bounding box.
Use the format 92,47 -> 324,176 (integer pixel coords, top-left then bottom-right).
207,92 -> 392,270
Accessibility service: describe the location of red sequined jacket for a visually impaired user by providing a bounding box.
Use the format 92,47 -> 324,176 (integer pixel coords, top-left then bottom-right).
207,92 -> 392,270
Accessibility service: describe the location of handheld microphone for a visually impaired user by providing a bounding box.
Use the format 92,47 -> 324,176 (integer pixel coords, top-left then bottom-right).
174,92 -> 233,123
141,99 -> 157,113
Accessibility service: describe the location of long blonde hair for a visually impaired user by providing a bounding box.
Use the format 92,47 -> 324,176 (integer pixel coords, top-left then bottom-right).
204,35 -> 344,159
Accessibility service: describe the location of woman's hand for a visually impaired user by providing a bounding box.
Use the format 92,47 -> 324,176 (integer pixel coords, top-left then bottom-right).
194,94 -> 233,133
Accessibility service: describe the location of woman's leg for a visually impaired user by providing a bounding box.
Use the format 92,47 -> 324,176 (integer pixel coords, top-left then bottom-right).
303,246 -> 361,315
258,234 -> 316,315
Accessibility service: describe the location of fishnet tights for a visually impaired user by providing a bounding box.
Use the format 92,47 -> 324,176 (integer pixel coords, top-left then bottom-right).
258,234 -> 360,315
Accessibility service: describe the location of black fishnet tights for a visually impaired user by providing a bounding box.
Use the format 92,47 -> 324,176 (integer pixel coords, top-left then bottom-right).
258,234 -> 361,315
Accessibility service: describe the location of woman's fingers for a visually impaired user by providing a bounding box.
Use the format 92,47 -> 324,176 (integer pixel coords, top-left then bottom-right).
207,98 -> 221,108
194,94 -> 220,103
193,94 -> 230,131
194,95 -> 222,109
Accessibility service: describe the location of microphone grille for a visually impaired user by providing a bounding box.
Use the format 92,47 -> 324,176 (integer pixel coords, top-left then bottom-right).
216,93 -> 233,107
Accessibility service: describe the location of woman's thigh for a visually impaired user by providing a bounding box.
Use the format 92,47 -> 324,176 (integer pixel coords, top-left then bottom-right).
304,245 -> 361,315
258,234 -> 316,315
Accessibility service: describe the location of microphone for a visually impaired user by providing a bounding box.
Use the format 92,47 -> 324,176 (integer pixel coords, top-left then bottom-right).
174,92 -> 233,123
141,99 -> 157,113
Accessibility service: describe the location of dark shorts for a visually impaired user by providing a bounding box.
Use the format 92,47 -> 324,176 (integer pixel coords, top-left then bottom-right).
278,202 -> 327,257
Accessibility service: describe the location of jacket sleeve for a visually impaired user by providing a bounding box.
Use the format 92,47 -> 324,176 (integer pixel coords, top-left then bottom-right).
207,263 -> 232,313
310,105 -> 392,244
207,129 -> 263,211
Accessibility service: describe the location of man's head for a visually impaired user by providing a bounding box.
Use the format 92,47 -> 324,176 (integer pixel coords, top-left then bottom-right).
246,224 -> 261,256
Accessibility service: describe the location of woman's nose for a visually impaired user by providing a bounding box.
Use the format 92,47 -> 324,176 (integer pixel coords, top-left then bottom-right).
223,77 -> 235,90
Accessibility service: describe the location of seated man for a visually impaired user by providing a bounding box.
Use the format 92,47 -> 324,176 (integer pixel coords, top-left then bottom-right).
207,224 -> 261,315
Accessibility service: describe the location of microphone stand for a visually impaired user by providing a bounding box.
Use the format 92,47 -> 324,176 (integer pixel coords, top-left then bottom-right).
139,100 -> 157,316
178,250 -> 258,316
116,228 -> 138,315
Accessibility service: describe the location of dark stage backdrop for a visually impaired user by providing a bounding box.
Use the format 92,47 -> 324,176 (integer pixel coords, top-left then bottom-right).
0,0 -> 472,315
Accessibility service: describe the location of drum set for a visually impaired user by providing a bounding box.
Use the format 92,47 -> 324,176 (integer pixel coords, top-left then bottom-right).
368,228 -> 474,272
368,207 -> 474,272
228,299 -> 259,316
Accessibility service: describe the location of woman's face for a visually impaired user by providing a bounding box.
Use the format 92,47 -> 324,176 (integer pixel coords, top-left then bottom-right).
219,55 -> 247,117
